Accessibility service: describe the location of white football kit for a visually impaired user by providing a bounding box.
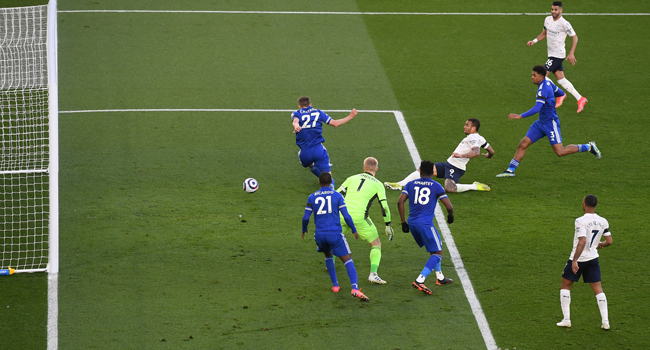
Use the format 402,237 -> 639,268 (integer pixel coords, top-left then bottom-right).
447,133 -> 489,171
544,16 -> 576,59
569,213 -> 611,262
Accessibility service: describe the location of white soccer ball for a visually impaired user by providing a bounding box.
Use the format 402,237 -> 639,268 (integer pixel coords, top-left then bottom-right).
243,178 -> 259,193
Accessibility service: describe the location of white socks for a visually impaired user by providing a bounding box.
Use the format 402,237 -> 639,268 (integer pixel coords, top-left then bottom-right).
435,270 -> 444,280
561,289 -> 609,324
558,78 -> 582,101
596,292 -> 609,323
398,170 -> 421,187
455,183 -> 477,192
560,289 -> 571,321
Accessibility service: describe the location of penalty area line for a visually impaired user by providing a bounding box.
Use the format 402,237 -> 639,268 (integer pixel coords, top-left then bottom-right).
392,111 -> 498,350
58,10 -> 650,16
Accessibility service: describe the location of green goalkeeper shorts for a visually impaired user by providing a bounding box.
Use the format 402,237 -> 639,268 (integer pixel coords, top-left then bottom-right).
341,216 -> 379,244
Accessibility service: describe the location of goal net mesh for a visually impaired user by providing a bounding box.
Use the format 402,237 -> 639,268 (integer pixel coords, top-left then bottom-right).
1,5 -> 50,271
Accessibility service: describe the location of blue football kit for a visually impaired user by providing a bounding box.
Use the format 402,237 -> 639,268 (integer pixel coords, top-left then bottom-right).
302,187 -> 356,257
302,187 -> 361,291
522,78 -> 566,145
402,178 -> 448,253
292,107 -> 333,172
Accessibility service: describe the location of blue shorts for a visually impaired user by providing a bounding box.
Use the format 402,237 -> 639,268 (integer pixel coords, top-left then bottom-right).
545,57 -> 564,73
298,143 -> 331,172
562,258 -> 601,283
435,162 -> 465,183
314,232 -> 351,257
408,223 -> 443,253
526,119 -> 563,145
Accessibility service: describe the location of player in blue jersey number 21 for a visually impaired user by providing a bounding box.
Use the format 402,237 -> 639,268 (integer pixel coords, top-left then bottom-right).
302,172 -> 369,301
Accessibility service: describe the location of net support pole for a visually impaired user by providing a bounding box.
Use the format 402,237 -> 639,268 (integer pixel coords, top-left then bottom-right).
47,0 -> 59,274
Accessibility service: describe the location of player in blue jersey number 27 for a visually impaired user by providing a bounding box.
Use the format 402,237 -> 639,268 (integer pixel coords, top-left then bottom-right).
397,161 -> 455,295
292,96 -> 357,188
302,172 -> 369,301
496,65 -> 601,178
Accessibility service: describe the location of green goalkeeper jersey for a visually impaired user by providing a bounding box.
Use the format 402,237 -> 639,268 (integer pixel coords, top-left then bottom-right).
337,172 -> 391,223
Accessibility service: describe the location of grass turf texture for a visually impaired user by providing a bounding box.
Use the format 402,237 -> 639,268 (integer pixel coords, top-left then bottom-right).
1,0 -> 649,348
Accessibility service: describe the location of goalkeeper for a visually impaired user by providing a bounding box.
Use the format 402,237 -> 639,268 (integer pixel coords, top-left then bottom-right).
337,157 -> 394,284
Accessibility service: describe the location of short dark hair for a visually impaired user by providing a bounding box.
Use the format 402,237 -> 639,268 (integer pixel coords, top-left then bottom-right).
319,172 -> 332,186
552,1 -> 563,8
420,160 -> 434,177
467,118 -> 480,132
533,65 -> 547,77
584,194 -> 598,208
298,96 -> 311,107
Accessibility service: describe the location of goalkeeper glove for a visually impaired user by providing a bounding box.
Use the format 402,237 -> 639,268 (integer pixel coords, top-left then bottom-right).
447,214 -> 454,224
401,222 -> 410,233
385,223 -> 394,241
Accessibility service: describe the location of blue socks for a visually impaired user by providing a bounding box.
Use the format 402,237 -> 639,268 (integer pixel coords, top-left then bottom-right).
309,165 -> 321,177
507,159 -> 520,173
325,257 -> 338,287
434,260 -> 442,272
420,254 -> 442,279
344,259 -> 359,290
578,144 -> 589,152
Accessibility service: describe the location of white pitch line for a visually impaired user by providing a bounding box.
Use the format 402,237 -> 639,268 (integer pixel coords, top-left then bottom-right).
392,111 -> 497,350
57,10 -> 650,16
47,273 -> 58,350
58,108 -> 395,114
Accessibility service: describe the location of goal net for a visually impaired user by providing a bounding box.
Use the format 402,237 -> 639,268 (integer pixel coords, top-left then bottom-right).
1,3 -> 58,273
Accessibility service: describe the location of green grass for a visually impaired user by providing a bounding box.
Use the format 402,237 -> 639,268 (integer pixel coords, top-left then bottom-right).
2,0 -> 649,349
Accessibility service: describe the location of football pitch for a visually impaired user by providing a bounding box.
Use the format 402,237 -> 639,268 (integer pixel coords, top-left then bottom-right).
1,0 -> 650,349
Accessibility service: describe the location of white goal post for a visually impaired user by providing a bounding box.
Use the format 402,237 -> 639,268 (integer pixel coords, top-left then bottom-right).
0,0 -> 58,274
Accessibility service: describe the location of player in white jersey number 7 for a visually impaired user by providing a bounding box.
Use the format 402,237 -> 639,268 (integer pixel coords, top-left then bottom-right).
527,1 -> 588,113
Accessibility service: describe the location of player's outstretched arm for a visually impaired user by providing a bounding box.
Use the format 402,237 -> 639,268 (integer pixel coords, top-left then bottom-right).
329,108 -> 357,127
527,30 -> 547,46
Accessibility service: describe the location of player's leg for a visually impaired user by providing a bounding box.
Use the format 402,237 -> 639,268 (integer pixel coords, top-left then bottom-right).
356,218 -> 385,284
547,120 -> 595,157
554,69 -> 587,112
317,236 -> 340,292
332,235 -> 368,301
434,259 -> 453,285
583,258 -> 609,330
496,136 -> 534,177
299,148 -> 321,177
314,145 -> 335,188
557,259 -> 579,327
412,225 -> 443,295
385,170 -> 420,190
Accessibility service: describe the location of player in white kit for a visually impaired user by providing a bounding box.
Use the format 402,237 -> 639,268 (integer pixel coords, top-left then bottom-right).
527,1 -> 588,113
557,194 -> 613,330
384,119 -> 494,193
